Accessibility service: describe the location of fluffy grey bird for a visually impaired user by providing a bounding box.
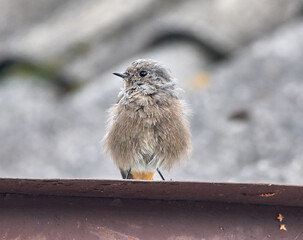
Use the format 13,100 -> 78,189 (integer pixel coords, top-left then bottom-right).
103,59 -> 191,180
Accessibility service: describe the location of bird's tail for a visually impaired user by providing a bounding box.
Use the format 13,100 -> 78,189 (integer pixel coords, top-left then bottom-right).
120,169 -> 154,180
130,171 -> 154,180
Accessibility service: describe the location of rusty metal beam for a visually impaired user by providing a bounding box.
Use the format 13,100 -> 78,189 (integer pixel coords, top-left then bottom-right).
0,178 -> 303,239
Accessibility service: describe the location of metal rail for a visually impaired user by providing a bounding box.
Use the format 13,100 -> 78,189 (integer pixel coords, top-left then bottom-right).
0,178 -> 302,239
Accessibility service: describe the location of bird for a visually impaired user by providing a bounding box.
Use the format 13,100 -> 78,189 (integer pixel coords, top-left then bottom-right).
103,59 -> 191,180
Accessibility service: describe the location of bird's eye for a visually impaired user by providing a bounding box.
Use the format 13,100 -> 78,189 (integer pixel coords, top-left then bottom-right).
139,71 -> 147,77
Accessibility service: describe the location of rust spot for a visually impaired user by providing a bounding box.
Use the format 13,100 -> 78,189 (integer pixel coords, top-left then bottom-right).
277,213 -> 284,222
259,193 -> 277,197
279,224 -> 287,231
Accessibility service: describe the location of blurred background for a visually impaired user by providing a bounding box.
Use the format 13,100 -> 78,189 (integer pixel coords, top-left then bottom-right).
1,0 -> 303,184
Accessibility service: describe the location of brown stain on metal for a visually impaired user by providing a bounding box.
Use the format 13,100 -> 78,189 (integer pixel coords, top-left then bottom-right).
0,178 -> 303,239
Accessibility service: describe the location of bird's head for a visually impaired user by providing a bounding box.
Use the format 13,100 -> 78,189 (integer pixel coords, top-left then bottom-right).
113,59 -> 173,90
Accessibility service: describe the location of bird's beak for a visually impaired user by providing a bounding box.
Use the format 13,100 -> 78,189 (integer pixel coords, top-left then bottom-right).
113,72 -> 128,78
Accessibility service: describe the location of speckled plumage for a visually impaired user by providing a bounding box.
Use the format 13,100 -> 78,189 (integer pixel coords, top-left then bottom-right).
103,59 -> 191,179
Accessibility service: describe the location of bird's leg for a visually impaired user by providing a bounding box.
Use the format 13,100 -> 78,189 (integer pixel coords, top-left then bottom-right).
157,168 -> 165,180
125,168 -> 132,179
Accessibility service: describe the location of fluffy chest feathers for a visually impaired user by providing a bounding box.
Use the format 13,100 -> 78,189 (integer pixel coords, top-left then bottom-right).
105,88 -> 190,169
119,89 -> 176,123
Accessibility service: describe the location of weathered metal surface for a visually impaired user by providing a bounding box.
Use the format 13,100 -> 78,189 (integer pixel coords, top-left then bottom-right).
1,178 -> 303,206
0,178 -> 303,240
